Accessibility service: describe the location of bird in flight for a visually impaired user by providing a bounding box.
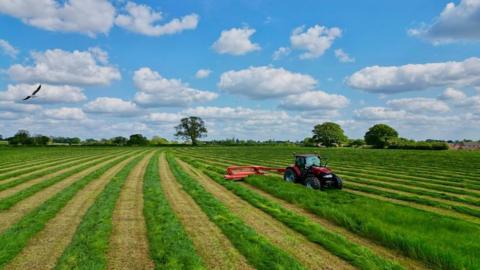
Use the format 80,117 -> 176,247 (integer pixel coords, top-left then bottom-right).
23,85 -> 41,101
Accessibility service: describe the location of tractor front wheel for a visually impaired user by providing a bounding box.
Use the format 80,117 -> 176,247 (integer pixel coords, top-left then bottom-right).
333,175 -> 343,189
283,168 -> 296,183
305,176 -> 321,189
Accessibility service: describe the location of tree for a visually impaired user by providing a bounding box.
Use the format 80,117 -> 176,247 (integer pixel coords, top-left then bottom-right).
34,135 -> 50,145
312,122 -> 348,147
128,134 -> 149,146
8,130 -> 31,145
112,136 -> 128,146
364,124 -> 399,148
175,116 -> 207,146
150,136 -> 169,145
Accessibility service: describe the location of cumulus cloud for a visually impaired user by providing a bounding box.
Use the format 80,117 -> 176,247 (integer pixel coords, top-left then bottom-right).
0,39 -> 19,58
84,97 -> 138,116
43,107 -> 86,120
0,101 -> 41,112
0,0 -> 115,36
386,97 -> 450,113
346,57 -> 480,93
354,107 -> 407,121
115,2 -> 198,36
408,0 -> 480,43
8,48 -> 121,86
272,47 -> 291,60
212,27 -> 260,55
133,67 -> 217,107
438,87 -> 467,101
218,66 -> 317,99
0,84 -> 86,104
334,49 -> 355,63
145,112 -> 182,123
195,69 -> 212,79
290,25 -> 341,59
279,91 -> 349,110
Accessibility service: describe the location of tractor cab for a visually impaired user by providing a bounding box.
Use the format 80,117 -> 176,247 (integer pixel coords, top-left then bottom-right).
295,154 -> 322,171
285,153 -> 342,190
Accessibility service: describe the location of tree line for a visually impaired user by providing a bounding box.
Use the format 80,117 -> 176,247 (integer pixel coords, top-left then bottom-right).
305,122 -> 450,150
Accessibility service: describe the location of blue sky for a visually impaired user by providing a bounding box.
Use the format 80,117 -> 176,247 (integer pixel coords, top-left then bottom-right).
1,0 -> 480,141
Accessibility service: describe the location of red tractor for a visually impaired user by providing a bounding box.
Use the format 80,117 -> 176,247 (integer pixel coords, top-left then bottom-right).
283,154 -> 342,190
224,153 -> 342,190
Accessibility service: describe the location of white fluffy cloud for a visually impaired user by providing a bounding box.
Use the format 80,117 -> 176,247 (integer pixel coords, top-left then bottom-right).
0,39 -> 19,58
334,49 -> 355,63
212,27 -> 260,55
386,97 -> 450,113
133,67 -> 217,107
439,87 -> 467,101
43,107 -> 86,120
346,57 -> 480,93
115,2 -> 198,36
0,0 -> 115,36
84,97 -> 138,116
354,107 -> 408,121
279,91 -> 349,110
408,0 -> 480,43
195,69 -> 212,79
218,66 -> 317,99
0,101 -> 40,113
290,25 -> 341,59
0,84 -> 86,104
272,47 -> 291,60
145,112 -> 182,123
8,48 -> 121,86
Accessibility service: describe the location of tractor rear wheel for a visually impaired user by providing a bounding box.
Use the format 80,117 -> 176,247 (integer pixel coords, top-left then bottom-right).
305,176 -> 321,189
333,175 -> 343,189
284,168 -> 296,183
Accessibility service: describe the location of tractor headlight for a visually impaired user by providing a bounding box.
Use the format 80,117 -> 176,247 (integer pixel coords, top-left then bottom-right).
323,174 -> 333,178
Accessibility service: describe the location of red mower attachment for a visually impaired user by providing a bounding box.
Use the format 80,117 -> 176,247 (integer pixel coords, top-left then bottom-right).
224,166 -> 286,180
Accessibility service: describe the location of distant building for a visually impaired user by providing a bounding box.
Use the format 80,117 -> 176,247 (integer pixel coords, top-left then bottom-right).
449,142 -> 480,150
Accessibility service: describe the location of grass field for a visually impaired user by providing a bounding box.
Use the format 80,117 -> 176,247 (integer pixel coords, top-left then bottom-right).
0,146 -> 478,270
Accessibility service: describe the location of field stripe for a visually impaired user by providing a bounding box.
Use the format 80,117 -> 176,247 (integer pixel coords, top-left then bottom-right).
176,158 -> 358,270
159,153 -> 252,270
239,182 -> 428,270
3,152 -> 141,270
0,155 -> 79,174
0,152 -> 136,268
179,153 -> 480,223
107,152 -> 155,270
0,151 -> 139,234
143,153 -> 205,269
0,152 -> 122,198
54,153 -> 147,270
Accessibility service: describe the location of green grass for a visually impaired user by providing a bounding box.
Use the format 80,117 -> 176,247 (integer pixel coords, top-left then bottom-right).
175,149 -> 480,270
0,153 -> 133,268
0,153 -> 134,211
180,156 -> 404,270
166,154 -> 305,270
54,154 -> 145,270
143,153 -> 205,270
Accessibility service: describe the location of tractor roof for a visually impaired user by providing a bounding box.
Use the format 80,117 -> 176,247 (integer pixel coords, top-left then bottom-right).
294,153 -> 319,157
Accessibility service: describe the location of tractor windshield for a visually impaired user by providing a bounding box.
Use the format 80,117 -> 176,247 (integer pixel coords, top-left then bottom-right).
305,156 -> 321,167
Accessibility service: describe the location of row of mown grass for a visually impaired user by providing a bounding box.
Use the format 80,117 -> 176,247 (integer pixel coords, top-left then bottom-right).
179,153 -> 480,270
178,152 -> 480,220
143,153 -> 205,269
0,153 -> 133,211
54,153 -> 146,269
0,151 -> 125,192
0,151 -> 138,268
179,156 -> 404,270
166,154 -> 306,270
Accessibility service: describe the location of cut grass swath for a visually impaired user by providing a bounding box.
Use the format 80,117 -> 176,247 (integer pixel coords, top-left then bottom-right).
182,154 -> 480,270
166,154 -> 305,270
143,153 -> 205,270
0,153 -> 133,211
180,157 -> 404,270
0,153 -> 134,268
54,154 -> 145,270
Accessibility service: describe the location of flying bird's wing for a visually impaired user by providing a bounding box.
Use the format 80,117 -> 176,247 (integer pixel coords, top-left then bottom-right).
32,85 -> 41,95
23,96 -> 31,101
